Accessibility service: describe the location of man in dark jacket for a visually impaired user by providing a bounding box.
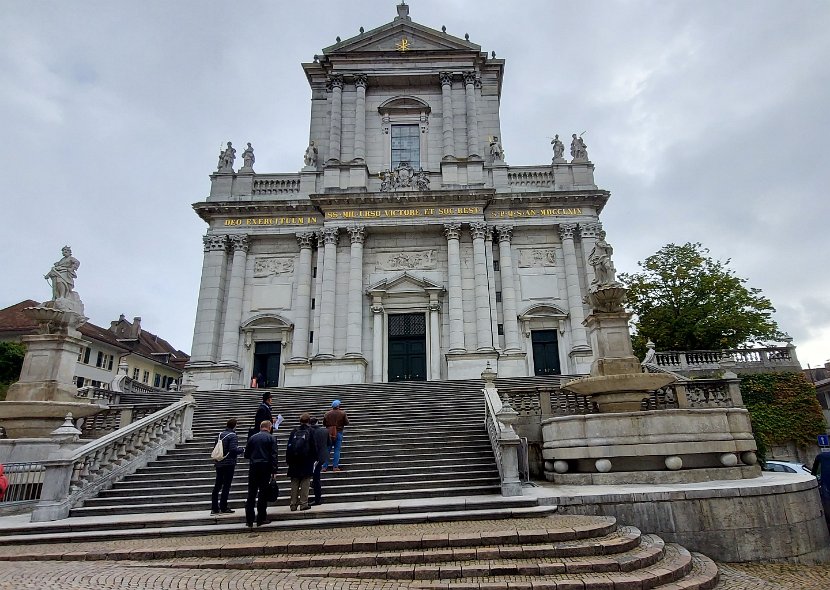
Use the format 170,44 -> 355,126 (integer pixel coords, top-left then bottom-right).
309,416 -> 329,506
286,413 -> 318,511
250,392 -> 275,438
211,418 -> 244,515
244,420 -> 279,527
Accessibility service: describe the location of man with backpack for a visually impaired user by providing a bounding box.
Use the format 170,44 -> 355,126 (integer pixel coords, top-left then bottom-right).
285,413 -> 318,511
244,420 -> 279,528
211,418 -> 244,515
309,416 -> 329,506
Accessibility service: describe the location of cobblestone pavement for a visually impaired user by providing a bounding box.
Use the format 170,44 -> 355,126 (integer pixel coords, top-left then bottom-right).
0,560 -> 828,589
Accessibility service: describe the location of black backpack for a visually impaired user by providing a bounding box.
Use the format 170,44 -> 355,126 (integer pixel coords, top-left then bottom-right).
286,427 -> 312,461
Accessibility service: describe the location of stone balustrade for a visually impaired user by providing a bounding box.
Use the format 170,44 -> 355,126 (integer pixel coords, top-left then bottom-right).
78,403 -> 169,438
75,386 -> 118,405
506,166 -> 553,190
251,174 -> 302,195
650,346 -> 800,376
482,375 -> 523,496
30,395 -> 195,522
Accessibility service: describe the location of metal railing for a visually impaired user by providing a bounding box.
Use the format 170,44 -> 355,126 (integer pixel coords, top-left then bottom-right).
0,462 -> 45,506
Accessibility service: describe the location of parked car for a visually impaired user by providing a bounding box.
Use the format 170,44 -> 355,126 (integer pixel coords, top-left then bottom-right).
811,454 -> 830,532
762,460 -> 812,474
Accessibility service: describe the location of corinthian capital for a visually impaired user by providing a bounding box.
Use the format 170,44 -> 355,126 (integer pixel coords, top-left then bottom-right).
495,225 -> 513,243
296,232 -> 315,249
228,234 -> 250,252
470,222 -> 488,241
579,222 -> 603,240
327,75 -> 343,90
443,223 -> 462,241
348,225 -> 366,244
559,223 -> 578,241
439,72 -> 453,87
321,227 -> 340,245
203,234 -> 227,252
353,74 -> 367,89
463,71 -> 478,86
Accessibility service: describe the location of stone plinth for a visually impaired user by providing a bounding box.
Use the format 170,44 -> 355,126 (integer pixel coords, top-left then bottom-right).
541,407 -> 761,484
5,332 -> 88,403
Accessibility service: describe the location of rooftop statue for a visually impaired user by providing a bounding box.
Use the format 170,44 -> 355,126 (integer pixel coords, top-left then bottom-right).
240,142 -> 255,171
489,136 -> 505,162
217,141 -> 236,173
303,141 -> 318,167
570,134 -> 589,163
551,134 -> 566,163
45,246 -> 80,301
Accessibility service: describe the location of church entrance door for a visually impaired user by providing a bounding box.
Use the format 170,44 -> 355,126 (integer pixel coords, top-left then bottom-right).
387,313 -> 427,382
253,341 -> 281,388
532,330 -> 561,376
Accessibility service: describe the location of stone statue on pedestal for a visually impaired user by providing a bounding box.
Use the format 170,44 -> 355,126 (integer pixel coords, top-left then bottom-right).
589,231 -> 616,286
551,134 -> 566,163
303,141 -> 318,167
217,142 -> 236,173
240,143 -> 255,171
570,134 -> 588,163
45,246 -> 80,302
489,136 -> 505,162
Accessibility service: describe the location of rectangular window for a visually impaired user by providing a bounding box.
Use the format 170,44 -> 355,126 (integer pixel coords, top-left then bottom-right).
391,124 -> 420,168
311,298 -> 315,310
154,374 -> 161,388
96,351 -> 104,368
312,266 -> 317,278
142,371 -> 149,384
132,368 -> 139,380
91,380 -> 101,388
498,324 -> 504,336
496,291 -> 502,303
493,260 -> 500,271
309,331 -> 314,343
107,355 -> 114,371
76,376 -> 85,388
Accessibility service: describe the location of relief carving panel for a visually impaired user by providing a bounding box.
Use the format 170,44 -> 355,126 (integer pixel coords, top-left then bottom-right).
518,248 -> 556,268
376,250 -> 438,271
253,257 -> 295,278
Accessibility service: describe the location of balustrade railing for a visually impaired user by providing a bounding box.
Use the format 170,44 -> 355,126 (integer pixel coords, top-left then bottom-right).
0,462 -> 45,507
30,395 -> 195,522
79,403 -> 169,438
507,167 -> 553,189
75,386 -> 118,405
483,377 -> 523,496
252,174 -> 301,195
651,346 -> 798,373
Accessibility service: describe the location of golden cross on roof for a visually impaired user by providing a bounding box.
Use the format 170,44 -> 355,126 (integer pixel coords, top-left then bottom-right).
395,37 -> 410,52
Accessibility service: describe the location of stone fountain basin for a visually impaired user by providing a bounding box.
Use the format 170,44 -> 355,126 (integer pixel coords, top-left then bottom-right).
563,373 -> 677,413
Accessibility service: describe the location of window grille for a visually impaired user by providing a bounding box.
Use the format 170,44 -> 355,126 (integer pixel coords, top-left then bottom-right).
388,313 -> 426,337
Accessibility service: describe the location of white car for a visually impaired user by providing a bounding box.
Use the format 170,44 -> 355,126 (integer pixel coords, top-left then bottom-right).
762,460 -> 812,475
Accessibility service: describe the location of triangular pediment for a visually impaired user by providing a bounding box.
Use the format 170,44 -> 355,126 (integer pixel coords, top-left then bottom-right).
367,272 -> 444,296
324,19 -> 480,55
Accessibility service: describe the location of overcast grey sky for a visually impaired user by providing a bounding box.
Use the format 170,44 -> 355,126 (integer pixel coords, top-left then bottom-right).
1,1 -> 828,366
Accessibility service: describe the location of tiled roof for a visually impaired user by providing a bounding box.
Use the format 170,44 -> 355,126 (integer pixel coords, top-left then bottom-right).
0,300 -> 40,333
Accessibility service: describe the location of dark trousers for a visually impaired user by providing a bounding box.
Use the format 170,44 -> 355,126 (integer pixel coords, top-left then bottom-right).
245,463 -> 272,525
211,464 -> 235,511
312,461 -> 322,504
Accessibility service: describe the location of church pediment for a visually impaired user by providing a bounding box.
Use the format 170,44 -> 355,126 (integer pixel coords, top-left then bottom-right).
367,272 -> 444,297
323,13 -> 480,55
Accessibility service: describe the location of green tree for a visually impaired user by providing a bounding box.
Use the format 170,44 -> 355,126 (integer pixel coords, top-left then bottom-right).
619,242 -> 785,356
0,341 -> 26,401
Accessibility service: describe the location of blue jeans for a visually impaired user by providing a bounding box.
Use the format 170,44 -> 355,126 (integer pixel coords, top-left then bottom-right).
323,431 -> 343,469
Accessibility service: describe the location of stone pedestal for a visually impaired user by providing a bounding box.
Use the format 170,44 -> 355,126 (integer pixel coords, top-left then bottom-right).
310,357 -> 367,385
446,351 -> 499,380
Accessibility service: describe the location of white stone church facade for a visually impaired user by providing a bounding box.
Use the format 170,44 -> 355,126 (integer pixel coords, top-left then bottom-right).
187,4 -> 610,390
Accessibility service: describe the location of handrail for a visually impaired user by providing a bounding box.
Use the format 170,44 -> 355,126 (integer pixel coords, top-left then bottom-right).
30,394 -> 195,522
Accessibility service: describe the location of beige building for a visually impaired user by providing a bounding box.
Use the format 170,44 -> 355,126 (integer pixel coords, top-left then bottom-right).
187,4 -> 608,390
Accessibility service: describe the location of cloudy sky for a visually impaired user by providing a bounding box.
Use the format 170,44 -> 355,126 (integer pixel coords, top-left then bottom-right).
1,1 -> 828,366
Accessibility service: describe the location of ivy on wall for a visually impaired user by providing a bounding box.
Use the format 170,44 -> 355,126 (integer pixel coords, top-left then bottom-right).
740,372 -> 826,460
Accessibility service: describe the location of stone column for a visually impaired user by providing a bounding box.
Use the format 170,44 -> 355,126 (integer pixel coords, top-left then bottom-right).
346,226 -> 366,357
470,222 -> 494,351
219,235 -> 250,364
353,74 -> 367,163
496,225 -> 522,352
311,232 -> 324,357
559,223 -> 589,350
444,223 -> 466,352
429,299 -> 441,378
440,72 -> 454,160
463,72 -> 481,158
484,226 -> 500,348
190,234 -> 228,363
579,222 -> 602,288
316,227 -> 339,357
327,75 -> 344,164
371,301 -> 384,382
291,232 -> 315,361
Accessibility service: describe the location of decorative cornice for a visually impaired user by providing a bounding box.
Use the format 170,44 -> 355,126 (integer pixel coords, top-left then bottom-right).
444,223 -> 462,241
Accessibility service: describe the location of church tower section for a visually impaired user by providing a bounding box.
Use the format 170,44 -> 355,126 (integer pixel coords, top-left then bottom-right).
187,3 -> 610,390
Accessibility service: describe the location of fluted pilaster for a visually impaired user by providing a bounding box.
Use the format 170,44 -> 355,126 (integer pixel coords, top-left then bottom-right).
440,72 -> 454,160
470,222 -> 494,351
353,74 -> 367,162
290,232 -> 315,361
219,234 -> 250,364
327,75 -> 343,164
559,223 -> 589,350
496,225 -> 522,352
463,72 -> 481,159
346,226 -> 366,357
316,227 -> 339,357
444,223 -> 466,352
191,235 -> 229,363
